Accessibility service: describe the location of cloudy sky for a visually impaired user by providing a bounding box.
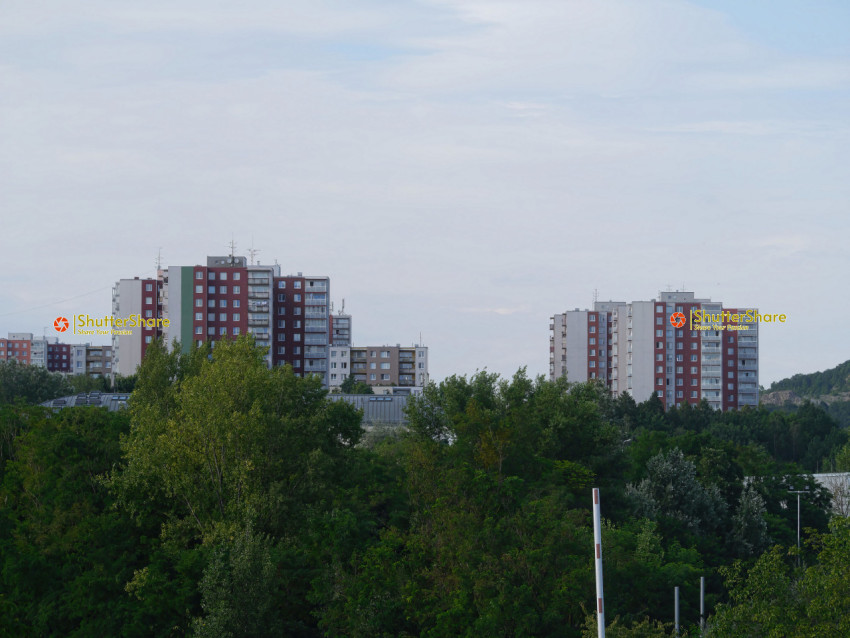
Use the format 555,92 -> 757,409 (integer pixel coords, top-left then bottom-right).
1,0 -> 848,386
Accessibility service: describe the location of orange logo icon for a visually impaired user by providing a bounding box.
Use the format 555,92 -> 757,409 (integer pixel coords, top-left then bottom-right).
670,312 -> 686,328
54,316 -> 69,332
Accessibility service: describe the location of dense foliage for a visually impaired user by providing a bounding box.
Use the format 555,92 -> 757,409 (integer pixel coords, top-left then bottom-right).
768,359 -> 850,397
1,338 -> 848,636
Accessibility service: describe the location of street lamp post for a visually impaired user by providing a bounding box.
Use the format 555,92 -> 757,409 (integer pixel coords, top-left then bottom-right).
788,488 -> 809,567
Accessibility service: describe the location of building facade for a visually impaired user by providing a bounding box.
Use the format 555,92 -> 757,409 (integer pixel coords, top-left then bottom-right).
112,276 -> 165,377
550,291 -> 758,411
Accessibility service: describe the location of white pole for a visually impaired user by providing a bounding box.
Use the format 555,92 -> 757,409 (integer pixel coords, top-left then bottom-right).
675,586 -> 680,636
592,488 -> 605,638
700,576 -> 705,632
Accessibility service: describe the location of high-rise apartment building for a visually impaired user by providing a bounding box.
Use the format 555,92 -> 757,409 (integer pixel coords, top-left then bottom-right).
550,291 -> 759,411
162,256 -> 331,384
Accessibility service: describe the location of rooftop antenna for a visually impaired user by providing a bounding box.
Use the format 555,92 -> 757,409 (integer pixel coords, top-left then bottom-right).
593,288 -> 598,306
248,237 -> 260,266
155,247 -> 162,271
228,237 -> 237,264
341,298 -> 345,314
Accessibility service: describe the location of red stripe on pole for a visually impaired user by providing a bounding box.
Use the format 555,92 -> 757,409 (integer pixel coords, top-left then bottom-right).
596,543 -> 601,559
593,489 -> 599,504
598,597 -> 603,613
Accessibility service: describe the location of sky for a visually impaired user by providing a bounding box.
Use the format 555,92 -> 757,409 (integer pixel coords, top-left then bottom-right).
1,0 -> 848,387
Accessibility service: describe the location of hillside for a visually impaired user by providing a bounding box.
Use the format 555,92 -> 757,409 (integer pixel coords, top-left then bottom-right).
763,359 -> 850,428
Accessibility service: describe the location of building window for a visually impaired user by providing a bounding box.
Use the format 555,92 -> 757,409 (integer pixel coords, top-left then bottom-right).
220,299 -> 227,308
728,335 -> 734,343
208,286 -> 215,294
277,334 -> 285,342
676,354 -> 683,361
294,281 -> 301,289
233,313 -> 240,321
589,326 -> 596,333
220,327 -> 227,335
728,383 -> 734,390
691,354 -> 698,361
234,273 -> 240,280
691,391 -> 698,398
677,390 -> 683,398
208,272 -> 216,280
728,371 -> 734,378
196,271 -> 203,279
656,366 -> 663,373
278,281 -> 285,289
728,348 -> 734,355
656,317 -> 662,325
208,313 -> 215,321
589,338 -> 596,345
676,343 -> 683,350
293,334 -> 300,342
676,366 -> 683,373
278,294 -> 286,302
294,294 -> 301,302
233,300 -> 240,308
381,374 -> 390,381
278,320 -> 285,329
380,363 -> 390,369
590,349 -> 596,356
219,286 -> 227,294
656,330 -> 663,337
656,305 -> 663,313
195,285 -> 203,293
293,347 -> 300,355
233,286 -> 240,294
195,312 -> 202,321
293,360 -> 301,368
208,327 -> 215,335
219,313 -> 227,321
381,351 -> 390,358
657,378 -> 663,386
195,299 -> 203,307
145,310 -> 153,318
145,283 -> 153,291
370,363 -> 376,369
145,336 -> 152,344
729,395 -> 735,402
677,378 -> 683,386
233,327 -> 240,335
589,361 -> 596,368
691,343 -> 698,350
195,326 -> 203,335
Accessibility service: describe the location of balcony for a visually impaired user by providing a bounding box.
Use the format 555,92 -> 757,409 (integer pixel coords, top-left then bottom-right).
305,310 -> 326,319
248,290 -> 269,299
304,362 -> 327,372
248,318 -> 269,326
306,283 -> 327,292
247,277 -> 269,285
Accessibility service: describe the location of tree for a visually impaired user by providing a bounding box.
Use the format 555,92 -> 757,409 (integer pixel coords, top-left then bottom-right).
340,374 -> 374,394
0,360 -> 71,404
